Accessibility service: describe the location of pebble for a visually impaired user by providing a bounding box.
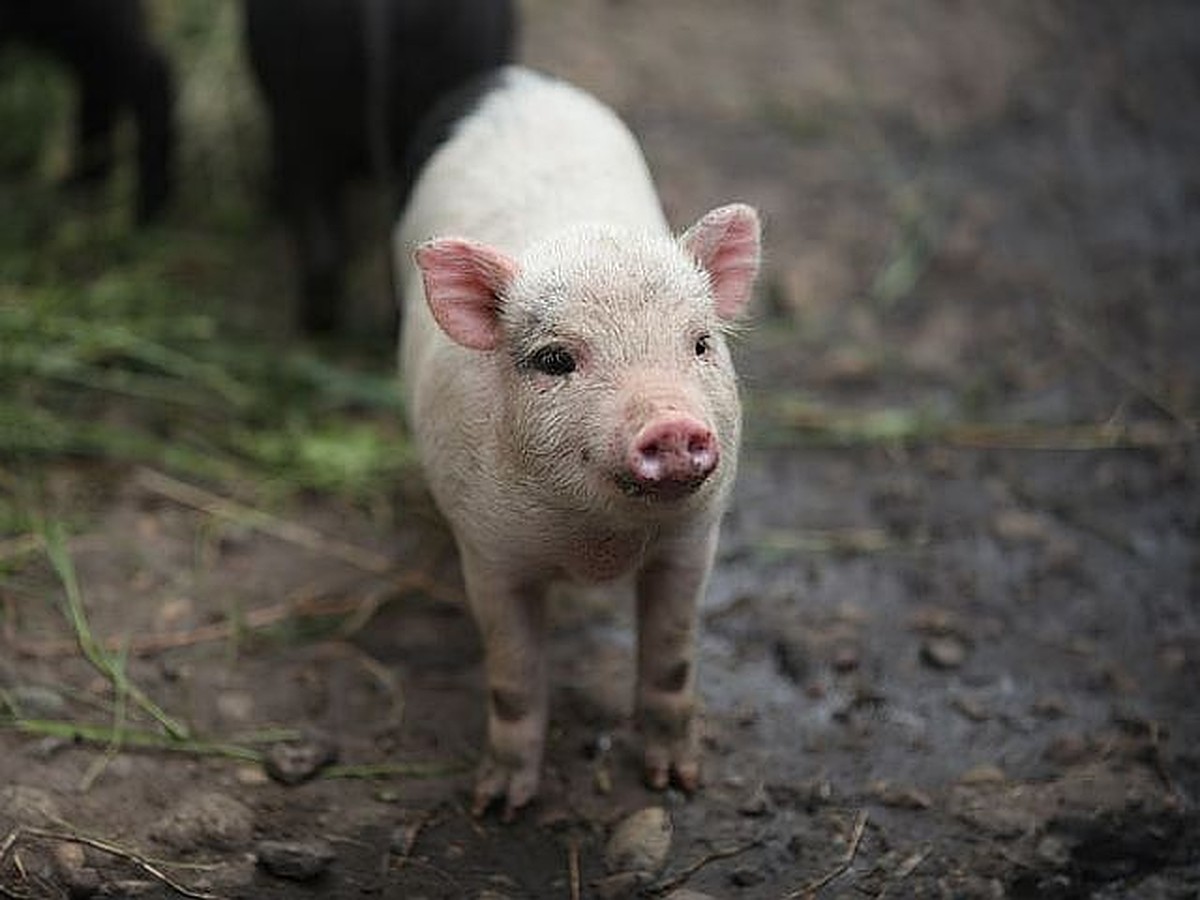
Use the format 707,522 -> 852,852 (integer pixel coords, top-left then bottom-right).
1035,834 -> 1071,866
871,780 -> 933,810
730,865 -> 766,887
992,508 -> 1053,544
255,839 -> 336,882
959,764 -> 1006,786
264,735 -> 338,785
663,891 -> 720,900
921,635 -> 968,670
53,841 -> 99,896
738,782 -> 773,817
150,791 -> 254,852
951,694 -> 991,722
604,807 -> 673,875
215,690 -> 255,723
234,765 -> 270,786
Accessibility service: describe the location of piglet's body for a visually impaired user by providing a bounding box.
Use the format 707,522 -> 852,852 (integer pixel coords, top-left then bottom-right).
396,66 -> 760,818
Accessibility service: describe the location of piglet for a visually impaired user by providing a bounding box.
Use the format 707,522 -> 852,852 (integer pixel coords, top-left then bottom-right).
395,66 -> 760,818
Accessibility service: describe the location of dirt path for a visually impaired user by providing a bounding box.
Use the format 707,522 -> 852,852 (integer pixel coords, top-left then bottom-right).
2,2 -> 1198,897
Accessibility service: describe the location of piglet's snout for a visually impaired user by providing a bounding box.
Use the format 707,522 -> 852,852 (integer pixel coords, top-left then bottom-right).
625,416 -> 719,498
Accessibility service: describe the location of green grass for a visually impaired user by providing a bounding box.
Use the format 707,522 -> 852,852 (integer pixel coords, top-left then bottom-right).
0,1 -> 413,536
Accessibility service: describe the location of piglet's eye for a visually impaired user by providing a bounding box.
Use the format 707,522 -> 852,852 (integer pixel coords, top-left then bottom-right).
529,345 -> 576,376
694,334 -> 712,357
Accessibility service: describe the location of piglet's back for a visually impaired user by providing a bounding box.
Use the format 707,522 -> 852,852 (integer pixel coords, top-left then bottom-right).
397,66 -> 666,270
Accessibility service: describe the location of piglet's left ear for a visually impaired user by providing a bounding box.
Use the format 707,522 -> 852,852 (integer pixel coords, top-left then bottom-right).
681,203 -> 761,320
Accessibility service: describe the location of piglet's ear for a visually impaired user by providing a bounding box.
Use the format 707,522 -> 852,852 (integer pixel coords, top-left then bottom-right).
414,238 -> 518,351
681,203 -> 762,321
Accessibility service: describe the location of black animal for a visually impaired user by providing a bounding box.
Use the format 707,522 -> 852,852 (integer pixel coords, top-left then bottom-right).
243,0 -> 516,334
0,0 -> 174,223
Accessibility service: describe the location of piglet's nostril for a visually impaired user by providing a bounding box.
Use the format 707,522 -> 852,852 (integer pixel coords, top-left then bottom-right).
627,417 -> 719,496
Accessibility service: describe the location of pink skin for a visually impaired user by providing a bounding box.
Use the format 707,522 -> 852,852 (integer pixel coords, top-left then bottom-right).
410,204 -> 761,818
623,416 -> 719,500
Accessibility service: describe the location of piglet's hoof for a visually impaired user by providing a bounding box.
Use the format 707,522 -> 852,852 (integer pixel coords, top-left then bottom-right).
472,755 -> 541,821
644,743 -> 701,793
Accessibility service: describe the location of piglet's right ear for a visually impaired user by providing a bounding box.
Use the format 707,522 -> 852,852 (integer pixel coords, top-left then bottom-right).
415,238 -> 518,351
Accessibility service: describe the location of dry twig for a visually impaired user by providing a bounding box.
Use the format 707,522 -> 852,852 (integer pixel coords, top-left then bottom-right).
136,467 -> 393,574
0,826 -> 225,900
6,570 -> 452,659
786,810 -> 868,899
1054,310 -> 1196,434
567,838 -> 582,900
649,836 -> 763,896
874,845 -> 931,898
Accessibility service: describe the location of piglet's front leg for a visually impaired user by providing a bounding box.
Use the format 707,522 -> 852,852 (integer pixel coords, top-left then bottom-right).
634,529 -> 717,792
462,555 -> 550,820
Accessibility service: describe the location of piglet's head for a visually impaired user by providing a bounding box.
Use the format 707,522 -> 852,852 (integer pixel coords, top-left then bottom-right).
415,204 -> 761,514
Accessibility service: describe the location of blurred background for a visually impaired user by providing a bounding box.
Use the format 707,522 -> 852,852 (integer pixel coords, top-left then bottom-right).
1,1 -> 1196,502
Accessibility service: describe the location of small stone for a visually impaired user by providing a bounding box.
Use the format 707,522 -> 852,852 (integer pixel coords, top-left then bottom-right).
871,781 -> 932,810
255,839 -> 336,882
216,690 -> 255,723
605,807 -> 672,875
234,765 -> 270,786
921,635 -> 968,670
958,764 -> 1006,786
593,764 -> 613,796
52,840 -> 97,895
264,736 -> 338,785
951,694 -> 991,722
738,783 -> 773,817
155,596 -> 194,630
993,509 -> 1052,544
1035,834 -> 1071,866
151,791 -> 254,852
663,891 -> 720,900
729,865 -> 766,887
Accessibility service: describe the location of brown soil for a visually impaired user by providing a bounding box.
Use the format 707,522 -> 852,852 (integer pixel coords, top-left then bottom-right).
3,1 -> 1198,898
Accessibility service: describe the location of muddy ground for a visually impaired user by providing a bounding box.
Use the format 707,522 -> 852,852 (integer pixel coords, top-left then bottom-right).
2,1 -> 1199,898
